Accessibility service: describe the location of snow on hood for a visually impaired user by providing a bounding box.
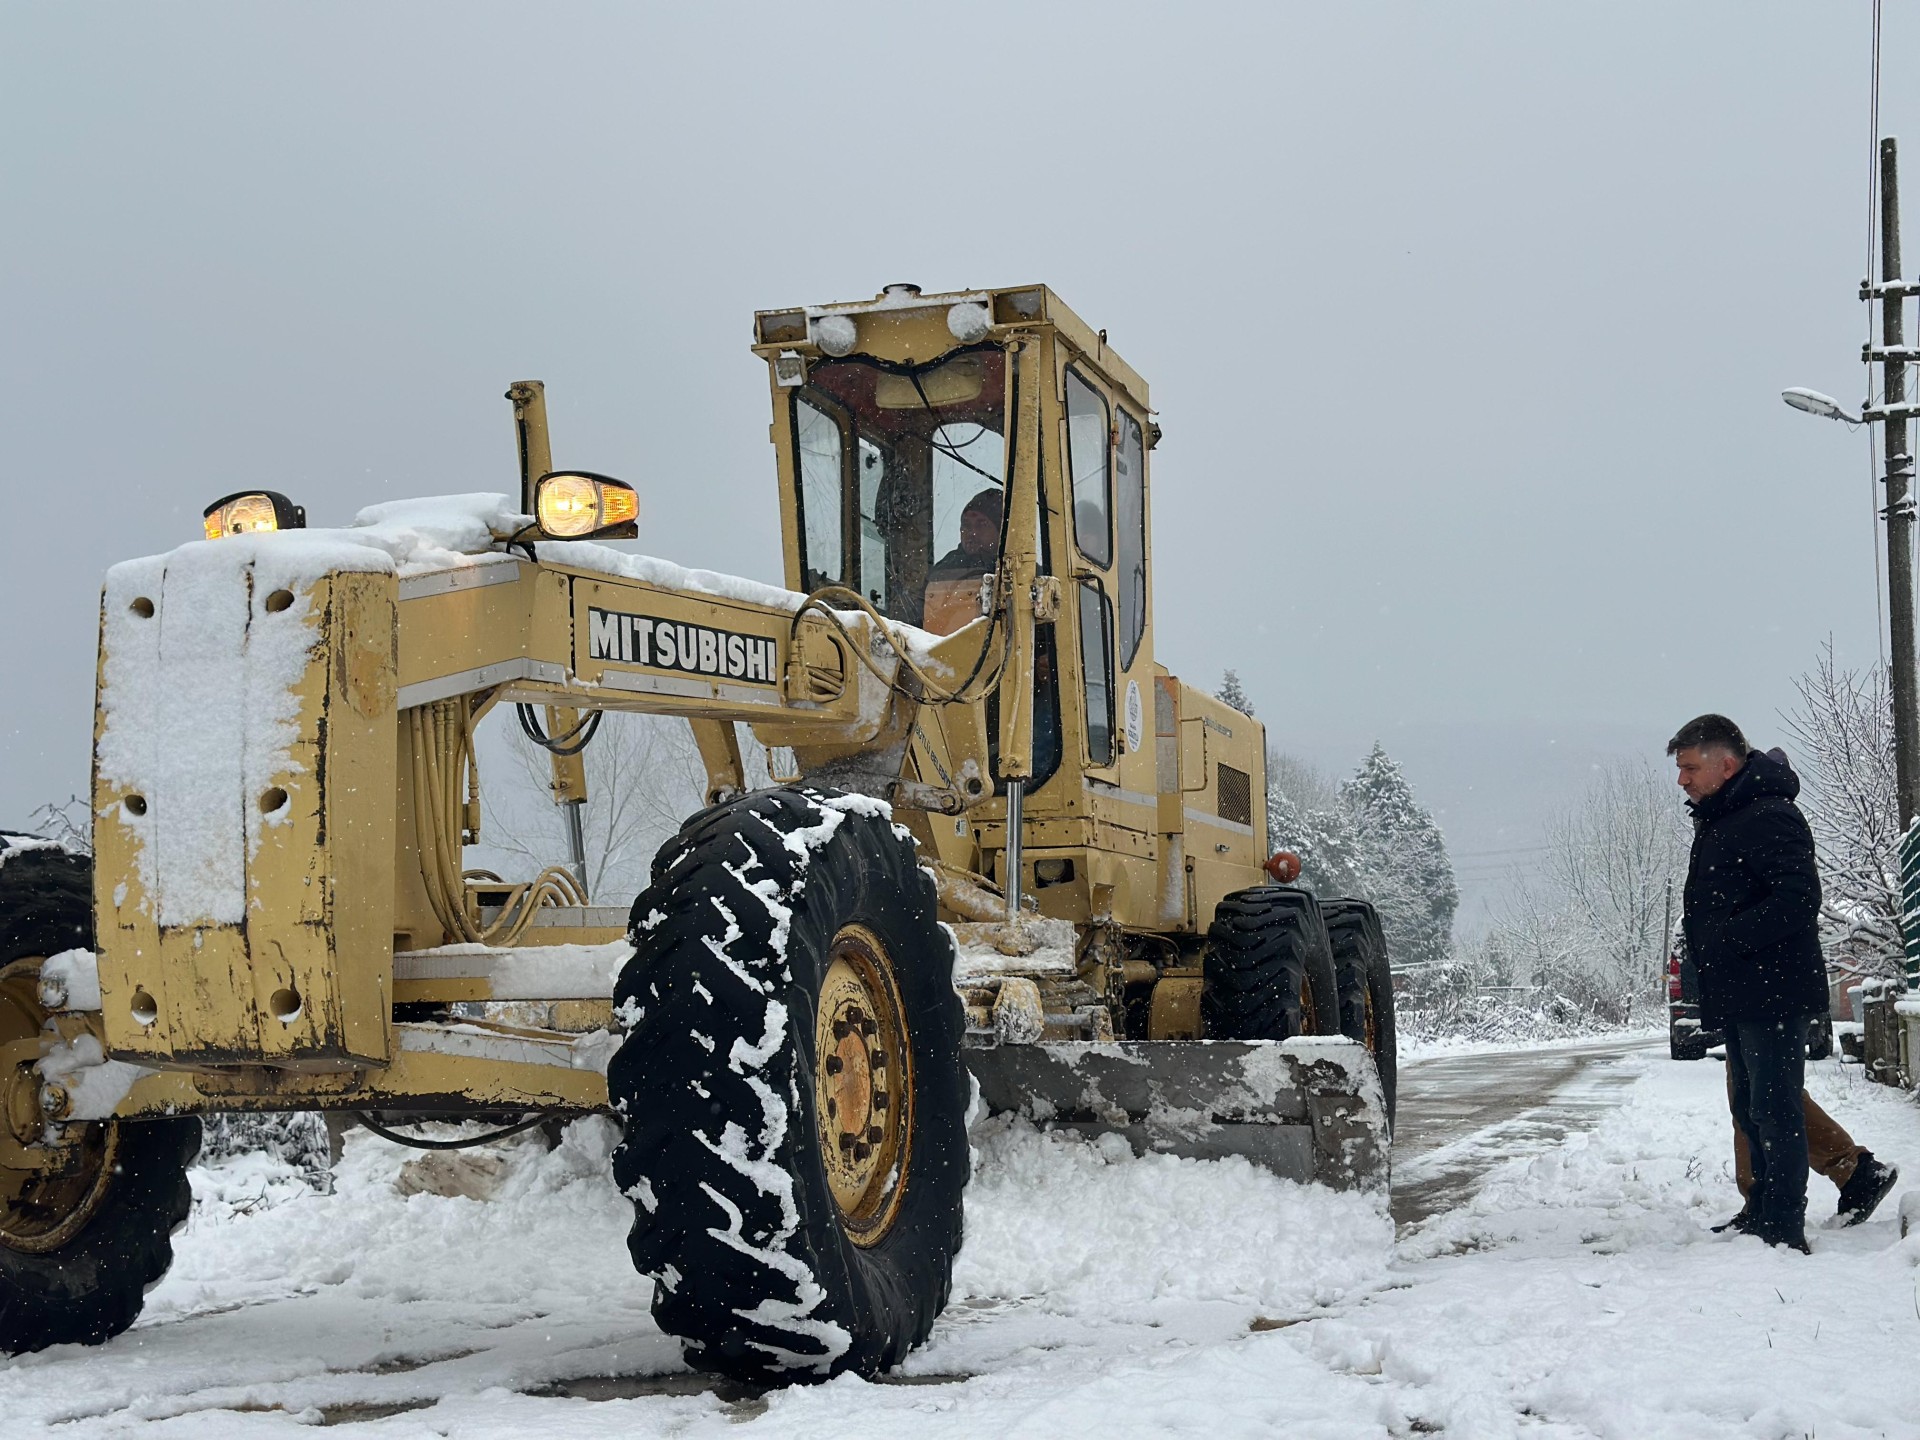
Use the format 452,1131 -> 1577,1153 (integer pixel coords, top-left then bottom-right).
95,494 -> 946,927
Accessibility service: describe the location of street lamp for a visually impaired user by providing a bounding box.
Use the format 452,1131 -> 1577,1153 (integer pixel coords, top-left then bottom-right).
1785,135 -> 1920,1087
1780,387 -> 1863,425
1782,138 -> 1919,836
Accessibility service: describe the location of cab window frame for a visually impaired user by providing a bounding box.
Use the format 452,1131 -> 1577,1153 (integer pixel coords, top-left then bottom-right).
1064,366 -> 1113,570
1078,578 -> 1117,767
791,387 -> 855,593
1115,405 -> 1148,669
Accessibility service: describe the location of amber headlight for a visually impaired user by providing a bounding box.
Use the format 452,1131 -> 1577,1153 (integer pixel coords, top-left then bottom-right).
202,490 -> 307,540
535,472 -> 639,539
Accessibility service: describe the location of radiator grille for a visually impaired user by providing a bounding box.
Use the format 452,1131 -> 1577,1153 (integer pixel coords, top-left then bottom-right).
1217,764 -> 1252,826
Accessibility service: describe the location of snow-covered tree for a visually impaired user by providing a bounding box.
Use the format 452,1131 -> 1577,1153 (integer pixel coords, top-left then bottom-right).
25,795 -> 89,854
1265,744 -> 1458,974
1217,670 -> 1255,718
1265,751 -> 1365,897
1340,743 -> 1458,971
1785,642 -> 1904,989
1481,759 -> 1686,1023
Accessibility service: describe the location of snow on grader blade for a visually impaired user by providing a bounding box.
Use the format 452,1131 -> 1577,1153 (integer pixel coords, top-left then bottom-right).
965,1039 -> 1388,1190
22,282 -> 1399,1385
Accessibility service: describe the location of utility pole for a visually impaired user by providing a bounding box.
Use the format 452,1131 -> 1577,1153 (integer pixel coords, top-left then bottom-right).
1871,137 -> 1920,829
1660,877 -> 1673,995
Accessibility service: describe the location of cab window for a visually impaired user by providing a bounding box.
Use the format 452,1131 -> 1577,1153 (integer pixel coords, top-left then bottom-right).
791,347 -> 1006,627
1065,369 -> 1111,568
1079,580 -> 1115,765
795,395 -> 846,591
1116,409 -> 1147,667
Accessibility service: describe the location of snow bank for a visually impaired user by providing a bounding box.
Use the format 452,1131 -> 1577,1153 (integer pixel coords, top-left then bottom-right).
17,1051 -> 1920,1436
950,1118 -> 1391,1319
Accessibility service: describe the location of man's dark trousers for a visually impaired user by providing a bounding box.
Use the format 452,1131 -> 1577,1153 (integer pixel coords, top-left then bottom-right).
1726,1016 -> 1811,1242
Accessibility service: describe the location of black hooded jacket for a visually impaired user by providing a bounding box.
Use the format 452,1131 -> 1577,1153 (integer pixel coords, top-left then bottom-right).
1681,748 -> 1829,1028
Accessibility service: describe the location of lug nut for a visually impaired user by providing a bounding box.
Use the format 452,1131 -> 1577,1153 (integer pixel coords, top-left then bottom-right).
38,1082 -> 71,1122
866,1125 -> 884,1143
824,1055 -> 843,1075
37,976 -> 67,1011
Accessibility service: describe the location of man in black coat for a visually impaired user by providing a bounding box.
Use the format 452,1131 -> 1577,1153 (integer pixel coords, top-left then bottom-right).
1671,713 -> 1830,1252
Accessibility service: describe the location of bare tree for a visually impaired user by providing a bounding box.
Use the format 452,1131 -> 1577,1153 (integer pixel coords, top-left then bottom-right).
1489,759 -> 1688,1023
24,795 -> 90,854
1784,642 -> 1903,989
477,712 -> 788,906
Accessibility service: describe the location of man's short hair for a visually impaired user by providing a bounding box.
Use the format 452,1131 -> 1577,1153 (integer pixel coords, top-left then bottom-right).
1666,714 -> 1750,758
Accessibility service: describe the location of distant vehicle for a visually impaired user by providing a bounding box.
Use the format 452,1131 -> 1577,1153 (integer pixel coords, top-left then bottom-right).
1667,935 -> 1833,1062
1667,937 -> 1723,1061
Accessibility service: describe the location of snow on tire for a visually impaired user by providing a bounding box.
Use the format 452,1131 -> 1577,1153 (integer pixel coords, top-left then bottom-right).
608,786 -> 968,1384
0,842 -> 199,1356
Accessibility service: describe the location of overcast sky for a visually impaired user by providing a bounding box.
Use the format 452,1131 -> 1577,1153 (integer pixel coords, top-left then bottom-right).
3,3 -> 1911,926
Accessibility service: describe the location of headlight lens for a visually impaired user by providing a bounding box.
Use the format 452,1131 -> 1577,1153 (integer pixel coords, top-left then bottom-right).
535,472 -> 639,539
202,490 -> 306,540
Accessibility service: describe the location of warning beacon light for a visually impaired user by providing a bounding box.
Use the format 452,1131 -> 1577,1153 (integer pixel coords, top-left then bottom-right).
202,490 -> 307,540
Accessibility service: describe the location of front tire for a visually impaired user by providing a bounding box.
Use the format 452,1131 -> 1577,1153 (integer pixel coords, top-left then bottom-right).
0,842 -> 198,1355
1204,887 -> 1340,1040
608,788 -> 968,1384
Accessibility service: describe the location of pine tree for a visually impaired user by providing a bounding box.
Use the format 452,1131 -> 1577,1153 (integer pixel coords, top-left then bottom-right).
1265,751 -> 1365,897
1339,743 -> 1458,970
1217,670 -> 1255,718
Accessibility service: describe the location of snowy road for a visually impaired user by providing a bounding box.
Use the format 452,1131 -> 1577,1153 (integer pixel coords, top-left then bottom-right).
1391,1037 -> 1660,1227
9,1042 -> 1920,1437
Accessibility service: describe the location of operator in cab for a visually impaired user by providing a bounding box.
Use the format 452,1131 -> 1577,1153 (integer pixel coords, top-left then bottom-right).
930,488 -> 1003,581
921,488 -> 1003,634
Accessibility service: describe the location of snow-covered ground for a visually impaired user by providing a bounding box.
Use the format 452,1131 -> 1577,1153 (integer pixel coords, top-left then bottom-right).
8,1049 -> 1920,1437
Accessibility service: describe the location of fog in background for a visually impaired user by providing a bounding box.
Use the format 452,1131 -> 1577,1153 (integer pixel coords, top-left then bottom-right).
4,3 -> 1910,932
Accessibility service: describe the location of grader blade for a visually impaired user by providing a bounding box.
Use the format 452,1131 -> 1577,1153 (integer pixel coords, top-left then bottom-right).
963,1038 -> 1389,1191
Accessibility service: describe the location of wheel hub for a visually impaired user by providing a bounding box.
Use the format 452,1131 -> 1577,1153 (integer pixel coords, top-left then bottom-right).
813,926 -> 912,1246
0,962 -> 117,1254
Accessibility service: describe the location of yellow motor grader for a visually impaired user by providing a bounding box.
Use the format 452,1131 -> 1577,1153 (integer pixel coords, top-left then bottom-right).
0,283 -> 1393,1381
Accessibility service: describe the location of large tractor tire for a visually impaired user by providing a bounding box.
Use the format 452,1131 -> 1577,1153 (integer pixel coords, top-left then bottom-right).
0,841 -> 199,1355
1323,898 -> 1398,1129
608,788 -> 969,1385
1204,887 -> 1341,1041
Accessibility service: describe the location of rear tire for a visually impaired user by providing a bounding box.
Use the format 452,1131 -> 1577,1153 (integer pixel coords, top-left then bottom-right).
1669,1024 -> 1708,1062
1204,887 -> 1340,1040
608,787 -> 968,1384
0,842 -> 199,1356
1807,1015 -> 1835,1062
1324,899 -> 1398,1128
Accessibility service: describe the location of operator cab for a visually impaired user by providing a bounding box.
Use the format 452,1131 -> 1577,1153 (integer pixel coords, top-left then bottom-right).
791,345 -> 1008,633
755,285 -> 1154,802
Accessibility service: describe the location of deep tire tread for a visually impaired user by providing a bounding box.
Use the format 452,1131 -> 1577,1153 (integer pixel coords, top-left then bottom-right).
609,787 -> 968,1385
0,842 -> 199,1356
1323,898 -> 1399,1127
1203,887 -> 1341,1040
